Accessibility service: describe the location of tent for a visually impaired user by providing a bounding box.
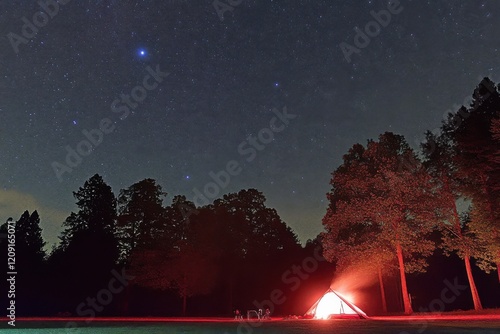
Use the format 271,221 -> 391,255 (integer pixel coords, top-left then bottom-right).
304,288 -> 367,319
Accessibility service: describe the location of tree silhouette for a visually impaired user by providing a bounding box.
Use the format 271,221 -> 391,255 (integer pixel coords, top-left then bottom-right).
15,210 -> 46,264
49,174 -> 119,311
164,207 -> 220,315
1,211 -> 47,315
446,78 -> 500,283
59,174 -> 118,247
212,189 -> 302,312
213,189 -> 300,260
117,178 -> 167,262
129,206 -> 219,315
492,115 -> 500,141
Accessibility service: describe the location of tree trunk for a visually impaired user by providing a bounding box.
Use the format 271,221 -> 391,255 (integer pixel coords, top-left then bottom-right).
182,294 -> 187,316
396,242 -> 412,314
464,255 -> 483,311
497,260 -> 500,283
182,274 -> 187,316
378,267 -> 387,313
228,275 -> 234,314
447,186 -> 484,308
497,249 -> 500,283
123,283 -> 130,315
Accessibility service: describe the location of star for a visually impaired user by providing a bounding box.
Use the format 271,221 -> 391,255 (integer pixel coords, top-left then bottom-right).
4,0 -> 500,261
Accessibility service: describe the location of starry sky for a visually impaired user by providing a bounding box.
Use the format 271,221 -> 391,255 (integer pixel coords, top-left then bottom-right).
0,0 -> 499,248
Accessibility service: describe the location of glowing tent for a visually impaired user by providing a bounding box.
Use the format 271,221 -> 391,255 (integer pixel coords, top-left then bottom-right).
305,289 -> 367,319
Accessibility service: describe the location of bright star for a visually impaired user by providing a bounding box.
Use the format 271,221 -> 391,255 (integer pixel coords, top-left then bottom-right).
137,49 -> 147,57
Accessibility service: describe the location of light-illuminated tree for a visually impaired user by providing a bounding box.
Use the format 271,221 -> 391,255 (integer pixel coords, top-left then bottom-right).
322,133 -> 438,314
422,128 -> 488,311
322,206 -> 394,313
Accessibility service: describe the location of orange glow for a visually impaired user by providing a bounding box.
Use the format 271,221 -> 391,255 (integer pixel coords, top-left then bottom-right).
335,291 -> 355,304
314,291 -> 358,319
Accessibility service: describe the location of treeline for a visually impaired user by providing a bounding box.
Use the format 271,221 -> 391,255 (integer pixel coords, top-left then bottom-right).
322,77 -> 500,314
0,180 -> 334,317
2,78 -> 499,317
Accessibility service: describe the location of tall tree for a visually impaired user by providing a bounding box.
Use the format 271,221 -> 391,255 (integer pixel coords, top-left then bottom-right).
130,188 -> 301,316
15,210 -> 46,265
164,208 -> 220,316
321,144 -> 395,313
213,189 -> 300,261
422,129 -> 486,310
49,174 -> 119,310
322,206 -> 393,313
117,178 -> 167,262
59,174 -> 118,247
130,206 -> 219,316
0,212 -> 46,315
213,189 -> 302,311
491,114 -> 500,280
164,195 -> 198,243
447,78 -> 500,282
322,133 -> 437,314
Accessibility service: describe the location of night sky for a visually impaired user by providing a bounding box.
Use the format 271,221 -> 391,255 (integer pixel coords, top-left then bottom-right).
1,0 -> 499,248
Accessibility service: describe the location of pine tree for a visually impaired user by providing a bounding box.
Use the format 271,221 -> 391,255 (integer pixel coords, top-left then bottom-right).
117,178 -> 167,262
16,210 -> 46,265
59,174 -> 117,247
49,174 -> 119,310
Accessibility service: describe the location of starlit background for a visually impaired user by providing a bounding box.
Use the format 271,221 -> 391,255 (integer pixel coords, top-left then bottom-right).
0,0 -> 499,248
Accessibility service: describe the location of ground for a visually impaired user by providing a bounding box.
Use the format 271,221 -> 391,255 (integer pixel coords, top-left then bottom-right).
3,315 -> 500,333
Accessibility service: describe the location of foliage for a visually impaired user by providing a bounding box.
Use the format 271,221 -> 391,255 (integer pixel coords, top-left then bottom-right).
59,174 -> 117,248
322,133 -> 437,274
442,79 -> 500,273
15,210 -> 46,263
117,178 -> 167,262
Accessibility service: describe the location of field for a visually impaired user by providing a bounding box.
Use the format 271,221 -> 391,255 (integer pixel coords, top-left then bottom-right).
3,315 -> 500,334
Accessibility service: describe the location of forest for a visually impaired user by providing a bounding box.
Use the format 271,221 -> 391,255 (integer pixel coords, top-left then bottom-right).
1,78 -> 499,317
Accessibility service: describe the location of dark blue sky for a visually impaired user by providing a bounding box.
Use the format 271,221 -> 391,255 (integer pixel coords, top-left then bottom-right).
1,0 -> 499,247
